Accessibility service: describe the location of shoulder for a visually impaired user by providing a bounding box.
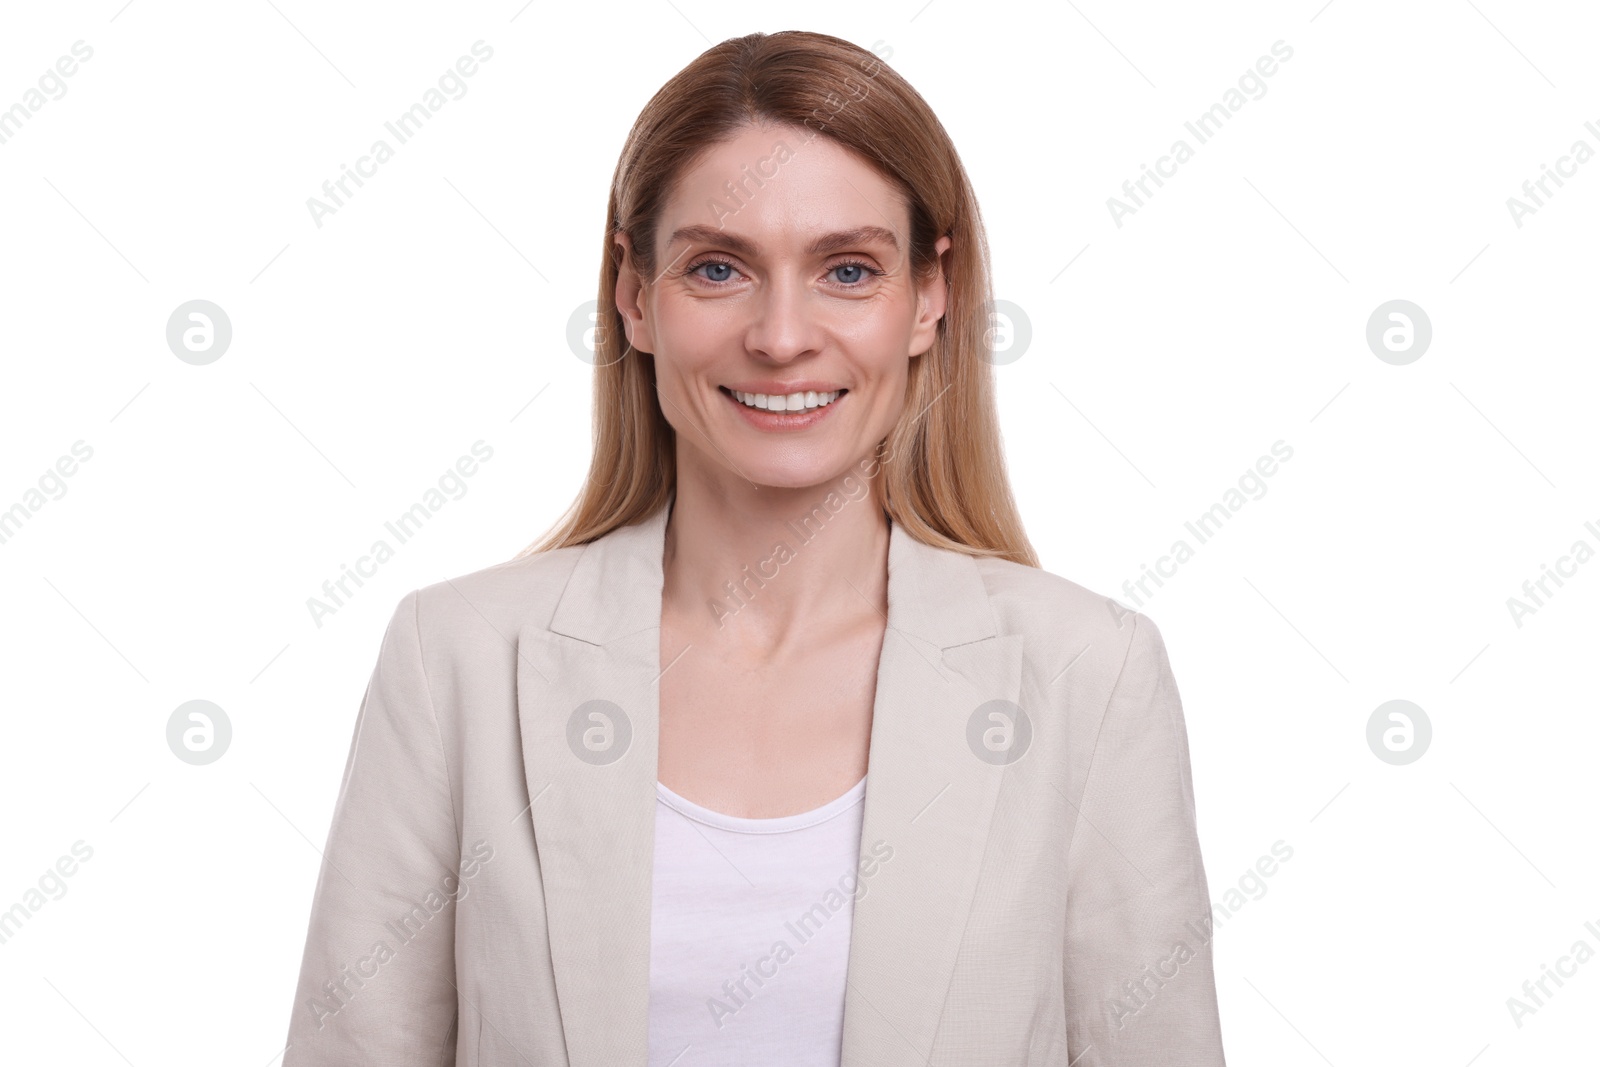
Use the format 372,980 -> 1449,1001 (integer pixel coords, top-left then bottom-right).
967,551 -> 1168,685
390,543 -> 589,654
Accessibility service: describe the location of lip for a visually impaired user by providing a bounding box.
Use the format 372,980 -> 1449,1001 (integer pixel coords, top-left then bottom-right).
718,384 -> 847,431
721,379 -> 849,395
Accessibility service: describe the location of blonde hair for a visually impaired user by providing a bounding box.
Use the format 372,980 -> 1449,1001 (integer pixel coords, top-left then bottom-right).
519,29 -> 1038,568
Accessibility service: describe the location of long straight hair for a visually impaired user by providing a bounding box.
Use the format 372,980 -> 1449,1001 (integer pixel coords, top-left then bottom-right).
518,30 -> 1038,567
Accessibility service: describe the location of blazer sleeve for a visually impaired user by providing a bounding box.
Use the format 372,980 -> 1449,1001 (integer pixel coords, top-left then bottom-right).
1062,610 -> 1226,1065
282,590 -> 463,1066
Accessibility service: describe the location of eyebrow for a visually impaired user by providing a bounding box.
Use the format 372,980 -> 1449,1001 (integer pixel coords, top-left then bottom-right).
664,224 -> 900,260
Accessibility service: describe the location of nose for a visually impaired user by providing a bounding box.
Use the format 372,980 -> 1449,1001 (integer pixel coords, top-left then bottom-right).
743,271 -> 825,364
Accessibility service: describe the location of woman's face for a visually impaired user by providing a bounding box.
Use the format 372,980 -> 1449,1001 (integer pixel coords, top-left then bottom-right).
614,122 -> 950,494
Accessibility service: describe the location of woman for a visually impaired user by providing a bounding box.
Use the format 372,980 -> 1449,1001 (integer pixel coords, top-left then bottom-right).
283,30 -> 1226,1067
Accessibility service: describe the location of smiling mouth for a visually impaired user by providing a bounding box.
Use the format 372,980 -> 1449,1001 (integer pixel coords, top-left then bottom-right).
718,385 -> 848,413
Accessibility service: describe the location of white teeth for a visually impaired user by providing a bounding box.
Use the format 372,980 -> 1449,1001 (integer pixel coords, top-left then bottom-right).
730,389 -> 842,411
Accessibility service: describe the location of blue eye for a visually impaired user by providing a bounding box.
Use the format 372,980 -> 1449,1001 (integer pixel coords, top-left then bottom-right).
681,255 -> 883,288
828,259 -> 885,286
682,256 -> 740,285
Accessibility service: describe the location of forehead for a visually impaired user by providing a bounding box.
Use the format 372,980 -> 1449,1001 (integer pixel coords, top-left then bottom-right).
655,123 -> 908,255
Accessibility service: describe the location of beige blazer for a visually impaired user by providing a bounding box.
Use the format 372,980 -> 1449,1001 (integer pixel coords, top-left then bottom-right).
282,493 -> 1226,1065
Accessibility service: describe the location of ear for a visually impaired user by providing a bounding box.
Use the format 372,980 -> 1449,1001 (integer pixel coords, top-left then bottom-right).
908,234 -> 952,358
613,229 -> 656,355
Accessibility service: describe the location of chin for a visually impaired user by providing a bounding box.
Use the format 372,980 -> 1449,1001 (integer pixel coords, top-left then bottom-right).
731,458 -> 855,494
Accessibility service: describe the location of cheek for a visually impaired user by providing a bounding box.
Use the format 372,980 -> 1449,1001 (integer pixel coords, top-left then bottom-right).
656,296 -> 746,351
838,290 -> 917,340
839,312 -> 914,367
650,301 -> 711,361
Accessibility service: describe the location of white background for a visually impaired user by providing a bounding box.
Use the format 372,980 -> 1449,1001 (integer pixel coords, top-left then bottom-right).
1,0 -> 1596,1063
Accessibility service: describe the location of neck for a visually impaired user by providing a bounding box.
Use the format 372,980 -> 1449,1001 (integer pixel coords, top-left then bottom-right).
661,466 -> 890,654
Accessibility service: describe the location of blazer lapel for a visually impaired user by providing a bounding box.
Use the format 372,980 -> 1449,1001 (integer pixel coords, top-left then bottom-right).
837,519 -> 1024,1066
515,493 -> 1022,1066
518,505 -> 666,1066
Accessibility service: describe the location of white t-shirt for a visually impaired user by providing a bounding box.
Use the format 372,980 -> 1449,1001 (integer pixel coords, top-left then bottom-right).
647,773 -> 869,1067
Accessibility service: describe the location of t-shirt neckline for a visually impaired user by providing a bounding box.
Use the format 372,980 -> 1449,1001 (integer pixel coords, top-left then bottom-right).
654,775 -> 867,834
